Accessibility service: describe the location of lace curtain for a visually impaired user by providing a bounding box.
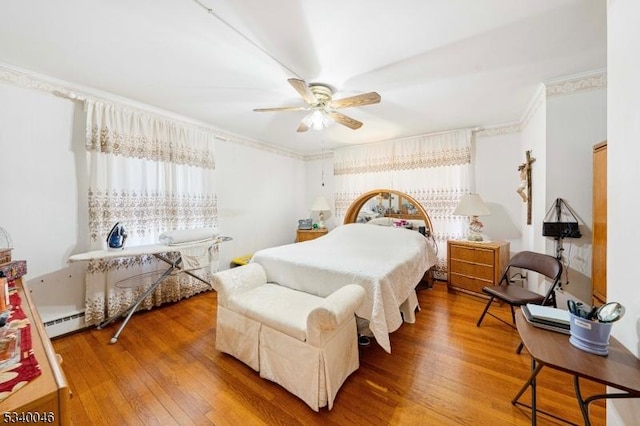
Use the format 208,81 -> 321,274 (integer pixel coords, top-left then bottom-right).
334,130 -> 472,273
84,100 -> 218,325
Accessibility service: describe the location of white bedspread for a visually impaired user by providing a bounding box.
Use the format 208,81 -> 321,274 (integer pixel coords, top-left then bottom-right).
251,223 -> 437,353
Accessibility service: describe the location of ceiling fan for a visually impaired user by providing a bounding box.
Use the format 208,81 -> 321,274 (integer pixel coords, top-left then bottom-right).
254,78 -> 381,132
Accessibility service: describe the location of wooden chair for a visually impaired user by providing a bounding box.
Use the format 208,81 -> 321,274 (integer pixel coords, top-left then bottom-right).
476,251 -> 562,328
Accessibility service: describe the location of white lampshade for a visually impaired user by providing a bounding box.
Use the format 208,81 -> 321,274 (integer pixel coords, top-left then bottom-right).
453,193 -> 490,217
453,193 -> 490,241
311,196 -> 331,212
311,196 -> 331,229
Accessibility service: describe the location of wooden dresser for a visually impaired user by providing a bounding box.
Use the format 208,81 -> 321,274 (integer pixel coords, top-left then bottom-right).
296,228 -> 328,243
447,240 -> 510,297
592,141 -> 607,305
0,278 -> 70,425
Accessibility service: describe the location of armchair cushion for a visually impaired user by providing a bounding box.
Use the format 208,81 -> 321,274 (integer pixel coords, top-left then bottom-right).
309,284 -> 366,330
212,262 -> 266,306
228,283 -> 322,342
212,263 -> 365,411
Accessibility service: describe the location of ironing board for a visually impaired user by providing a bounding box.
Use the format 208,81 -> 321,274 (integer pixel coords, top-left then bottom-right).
68,236 -> 232,343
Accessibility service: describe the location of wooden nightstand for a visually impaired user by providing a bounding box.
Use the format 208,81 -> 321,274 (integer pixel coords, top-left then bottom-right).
447,240 -> 510,297
296,228 -> 328,242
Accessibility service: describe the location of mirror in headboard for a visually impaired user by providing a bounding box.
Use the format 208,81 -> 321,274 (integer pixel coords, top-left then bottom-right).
343,189 -> 434,235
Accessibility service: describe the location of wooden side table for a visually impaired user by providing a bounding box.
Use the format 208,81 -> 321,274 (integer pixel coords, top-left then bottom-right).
296,228 -> 328,243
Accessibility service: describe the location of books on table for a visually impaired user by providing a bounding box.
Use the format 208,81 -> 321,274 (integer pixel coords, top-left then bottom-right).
521,304 -> 570,334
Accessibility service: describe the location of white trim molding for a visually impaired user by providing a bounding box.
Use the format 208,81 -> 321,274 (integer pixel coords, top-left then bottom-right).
474,123 -> 521,138
304,151 -> 334,162
0,62 -> 303,161
545,70 -> 607,97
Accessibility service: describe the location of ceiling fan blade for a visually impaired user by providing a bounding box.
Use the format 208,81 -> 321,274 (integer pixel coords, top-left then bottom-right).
296,121 -> 310,132
327,111 -> 363,130
330,92 -> 381,109
288,78 -> 318,104
253,106 -> 308,112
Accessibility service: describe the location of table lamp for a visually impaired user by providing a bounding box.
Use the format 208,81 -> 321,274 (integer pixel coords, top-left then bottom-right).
453,193 -> 490,241
311,196 -> 331,229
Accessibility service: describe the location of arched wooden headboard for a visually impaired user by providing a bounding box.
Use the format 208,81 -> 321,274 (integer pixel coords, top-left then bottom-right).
342,189 -> 434,235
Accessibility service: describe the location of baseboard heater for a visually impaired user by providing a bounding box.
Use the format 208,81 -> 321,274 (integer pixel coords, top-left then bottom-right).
43,311 -> 88,338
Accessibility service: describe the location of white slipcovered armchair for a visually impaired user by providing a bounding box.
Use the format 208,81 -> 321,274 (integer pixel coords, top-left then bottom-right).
212,263 -> 365,411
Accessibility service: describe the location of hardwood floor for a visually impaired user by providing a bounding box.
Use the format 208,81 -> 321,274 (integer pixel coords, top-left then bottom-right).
52,282 -> 605,425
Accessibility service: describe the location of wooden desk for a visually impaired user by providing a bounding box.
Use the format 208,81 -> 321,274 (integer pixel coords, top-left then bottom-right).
514,311 -> 640,425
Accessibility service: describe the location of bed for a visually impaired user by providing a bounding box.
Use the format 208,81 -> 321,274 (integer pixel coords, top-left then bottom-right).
251,189 -> 437,353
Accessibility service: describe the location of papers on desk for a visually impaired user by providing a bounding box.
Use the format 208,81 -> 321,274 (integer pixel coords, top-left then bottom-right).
522,304 -> 571,334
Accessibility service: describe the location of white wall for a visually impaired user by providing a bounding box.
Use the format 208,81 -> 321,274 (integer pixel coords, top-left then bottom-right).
545,86 -> 607,303
517,81 -> 607,303
304,154 -> 337,229
0,74 -> 306,336
0,80 -> 87,325
475,128 -> 523,254
216,139 -> 306,266
521,86 -> 548,259
608,0 -> 640,423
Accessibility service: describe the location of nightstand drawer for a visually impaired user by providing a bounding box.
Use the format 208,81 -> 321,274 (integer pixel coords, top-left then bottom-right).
296,229 -> 328,242
449,244 -> 494,265
449,259 -> 494,281
449,273 -> 490,294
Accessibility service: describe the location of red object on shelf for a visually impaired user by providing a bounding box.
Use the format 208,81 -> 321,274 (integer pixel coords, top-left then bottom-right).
0,289 -> 42,400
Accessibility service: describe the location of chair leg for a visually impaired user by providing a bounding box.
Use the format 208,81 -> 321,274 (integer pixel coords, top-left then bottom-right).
476,296 -> 495,327
510,305 -> 516,324
516,341 -> 524,354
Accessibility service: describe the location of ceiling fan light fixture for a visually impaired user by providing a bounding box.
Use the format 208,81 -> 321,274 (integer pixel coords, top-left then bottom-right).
303,109 -> 334,131
256,78 -> 378,132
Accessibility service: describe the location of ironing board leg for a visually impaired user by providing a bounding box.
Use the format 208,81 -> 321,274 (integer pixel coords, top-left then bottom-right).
98,265 -> 176,344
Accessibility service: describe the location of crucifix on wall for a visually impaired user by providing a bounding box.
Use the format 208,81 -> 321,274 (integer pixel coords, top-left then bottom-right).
517,150 -> 536,225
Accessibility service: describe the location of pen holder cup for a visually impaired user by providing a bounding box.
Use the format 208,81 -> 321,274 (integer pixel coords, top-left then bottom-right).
569,312 -> 613,356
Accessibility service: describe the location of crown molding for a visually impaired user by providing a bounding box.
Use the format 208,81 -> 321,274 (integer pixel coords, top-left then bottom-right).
2,62 -> 607,158
474,122 -> 521,138
545,70 -> 607,97
0,62 -> 303,161
519,83 -> 547,132
304,151 -> 334,161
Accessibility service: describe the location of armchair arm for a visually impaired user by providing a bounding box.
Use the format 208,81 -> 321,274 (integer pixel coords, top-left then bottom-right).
307,284 -> 365,331
212,263 -> 267,306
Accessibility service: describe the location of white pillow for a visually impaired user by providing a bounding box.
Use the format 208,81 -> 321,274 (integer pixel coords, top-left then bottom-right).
159,227 -> 220,245
367,217 -> 393,226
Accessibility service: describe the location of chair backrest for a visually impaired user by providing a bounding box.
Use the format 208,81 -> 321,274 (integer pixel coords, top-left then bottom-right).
507,251 -> 562,281
502,251 -> 563,305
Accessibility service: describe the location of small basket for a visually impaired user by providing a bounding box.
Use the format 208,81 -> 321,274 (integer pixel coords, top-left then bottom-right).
298,219 -> 312,230
568,313 -> 613,356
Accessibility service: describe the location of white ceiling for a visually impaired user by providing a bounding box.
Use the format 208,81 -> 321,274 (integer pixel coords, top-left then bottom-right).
0,0 -> 606,156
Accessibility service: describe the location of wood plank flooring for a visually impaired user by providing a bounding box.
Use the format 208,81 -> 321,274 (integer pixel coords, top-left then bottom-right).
52,282 -> 605,425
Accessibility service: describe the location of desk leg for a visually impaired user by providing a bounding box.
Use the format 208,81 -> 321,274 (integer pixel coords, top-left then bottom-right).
573,376 -> 591,426
512,359 -> 544,425
97,265 -> 175,344
574,376 -> 640,426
